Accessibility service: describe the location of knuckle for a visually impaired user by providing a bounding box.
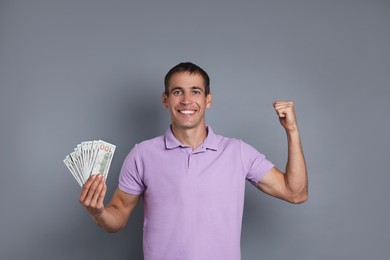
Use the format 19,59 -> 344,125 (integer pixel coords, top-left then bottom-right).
90,184 -> 97,192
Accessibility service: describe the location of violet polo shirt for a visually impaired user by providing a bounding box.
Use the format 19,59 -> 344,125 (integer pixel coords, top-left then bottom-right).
119,126 -> 274,260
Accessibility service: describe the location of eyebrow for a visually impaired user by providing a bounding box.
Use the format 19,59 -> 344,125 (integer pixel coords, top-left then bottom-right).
191,86 -> 204,92
170,86 -> 204,93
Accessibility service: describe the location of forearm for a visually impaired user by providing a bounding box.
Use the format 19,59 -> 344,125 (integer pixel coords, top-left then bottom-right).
284,128 -> 308,202
90,204 -> 128,233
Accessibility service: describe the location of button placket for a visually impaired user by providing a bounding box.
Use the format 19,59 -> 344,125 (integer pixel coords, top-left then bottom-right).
187,153 -> 192,173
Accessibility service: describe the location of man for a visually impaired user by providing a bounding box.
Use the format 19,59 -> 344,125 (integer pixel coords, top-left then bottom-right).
79,62 -> 308,260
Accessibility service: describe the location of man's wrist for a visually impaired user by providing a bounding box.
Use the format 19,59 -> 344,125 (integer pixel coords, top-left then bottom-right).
285,125 -> 299,135
285,127 -> 301,142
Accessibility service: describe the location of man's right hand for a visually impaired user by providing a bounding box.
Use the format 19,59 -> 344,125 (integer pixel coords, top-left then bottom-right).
78,175 -> 140,232
79,174 -> 107,217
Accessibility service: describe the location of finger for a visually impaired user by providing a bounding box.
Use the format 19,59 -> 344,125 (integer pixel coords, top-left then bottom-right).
275,109 -> 288,118
79,174 -> 97,203
274,102 -> 295,115
273,101 -> 294,109
90,176 -> 106,207
274,104 -> 291,116
82,174 -> 102,207
96,182 -> 107,207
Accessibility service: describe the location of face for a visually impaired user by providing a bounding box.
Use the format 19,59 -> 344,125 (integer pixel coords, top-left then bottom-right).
162,72 -> 212,131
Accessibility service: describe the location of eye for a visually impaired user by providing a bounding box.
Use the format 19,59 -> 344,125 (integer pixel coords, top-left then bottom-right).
192,90 -> 201,95
172,90 -> 182,95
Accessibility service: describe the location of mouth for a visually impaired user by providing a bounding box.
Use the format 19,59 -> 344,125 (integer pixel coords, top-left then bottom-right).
178,109 -> 196,115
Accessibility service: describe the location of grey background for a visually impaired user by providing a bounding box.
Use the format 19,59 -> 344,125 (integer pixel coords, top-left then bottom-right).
0,0 -> 389,259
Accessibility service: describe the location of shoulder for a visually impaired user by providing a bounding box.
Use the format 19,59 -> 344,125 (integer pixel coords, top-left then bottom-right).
136,135 -> 165,151
217,132 -> 267,161
211,128 -> 262,154
123,135 -> 165,161
212,131 -> 243,151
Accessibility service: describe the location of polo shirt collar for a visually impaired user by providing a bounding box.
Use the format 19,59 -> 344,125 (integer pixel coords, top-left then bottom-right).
164,125 -> 219,151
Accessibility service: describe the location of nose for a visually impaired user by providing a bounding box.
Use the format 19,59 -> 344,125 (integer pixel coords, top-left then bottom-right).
180,92 -> 192,105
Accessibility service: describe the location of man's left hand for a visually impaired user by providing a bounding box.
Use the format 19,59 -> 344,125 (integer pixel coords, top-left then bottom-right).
273,100 -> 298,132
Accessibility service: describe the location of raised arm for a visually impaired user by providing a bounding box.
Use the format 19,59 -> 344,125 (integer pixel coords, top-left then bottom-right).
79,174 -> 141,232
257,101 -> 308,204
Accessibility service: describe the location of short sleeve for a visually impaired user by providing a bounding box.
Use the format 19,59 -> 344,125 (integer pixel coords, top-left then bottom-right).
118,144 -> 145,195
240,140 -> 274,187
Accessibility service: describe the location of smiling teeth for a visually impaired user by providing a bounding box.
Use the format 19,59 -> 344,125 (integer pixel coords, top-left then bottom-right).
180,110 -> 195,114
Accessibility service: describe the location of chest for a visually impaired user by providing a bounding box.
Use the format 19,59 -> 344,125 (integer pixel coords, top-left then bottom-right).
139,148 -> 246,204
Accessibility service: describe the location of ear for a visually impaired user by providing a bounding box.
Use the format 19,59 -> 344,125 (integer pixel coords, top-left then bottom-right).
162,92 -> 168,108
206,92 -> 212,108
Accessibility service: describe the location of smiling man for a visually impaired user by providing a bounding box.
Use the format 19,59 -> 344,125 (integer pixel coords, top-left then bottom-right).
162,66 -> 212,149
79,62 -> 308,260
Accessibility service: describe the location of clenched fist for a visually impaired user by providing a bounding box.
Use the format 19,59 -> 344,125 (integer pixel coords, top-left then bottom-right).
273,101 -> 298,132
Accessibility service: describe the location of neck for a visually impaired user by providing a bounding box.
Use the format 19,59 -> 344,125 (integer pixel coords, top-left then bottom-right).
171,125 -> 207,150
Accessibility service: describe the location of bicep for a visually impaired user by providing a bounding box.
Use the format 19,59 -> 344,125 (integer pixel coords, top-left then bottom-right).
257,166 -> 289,201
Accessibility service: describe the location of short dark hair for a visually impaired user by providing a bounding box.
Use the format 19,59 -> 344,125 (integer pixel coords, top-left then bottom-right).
164,62 -> 210,96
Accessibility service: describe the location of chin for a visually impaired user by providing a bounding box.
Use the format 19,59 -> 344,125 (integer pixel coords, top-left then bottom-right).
179,124 -> 197,129
173,121 -> 199,130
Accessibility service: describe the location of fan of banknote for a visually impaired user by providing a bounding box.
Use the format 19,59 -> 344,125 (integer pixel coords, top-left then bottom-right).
63,140 -> 116,187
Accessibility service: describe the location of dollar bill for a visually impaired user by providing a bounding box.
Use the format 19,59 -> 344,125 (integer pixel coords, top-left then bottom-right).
63,140 -> 116,186
90,140 -> 116,177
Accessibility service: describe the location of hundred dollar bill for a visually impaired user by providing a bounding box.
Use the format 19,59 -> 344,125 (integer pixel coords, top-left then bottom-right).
63,156 -> 83,187
63,140 -> 116,186
90,140 -> 116,178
